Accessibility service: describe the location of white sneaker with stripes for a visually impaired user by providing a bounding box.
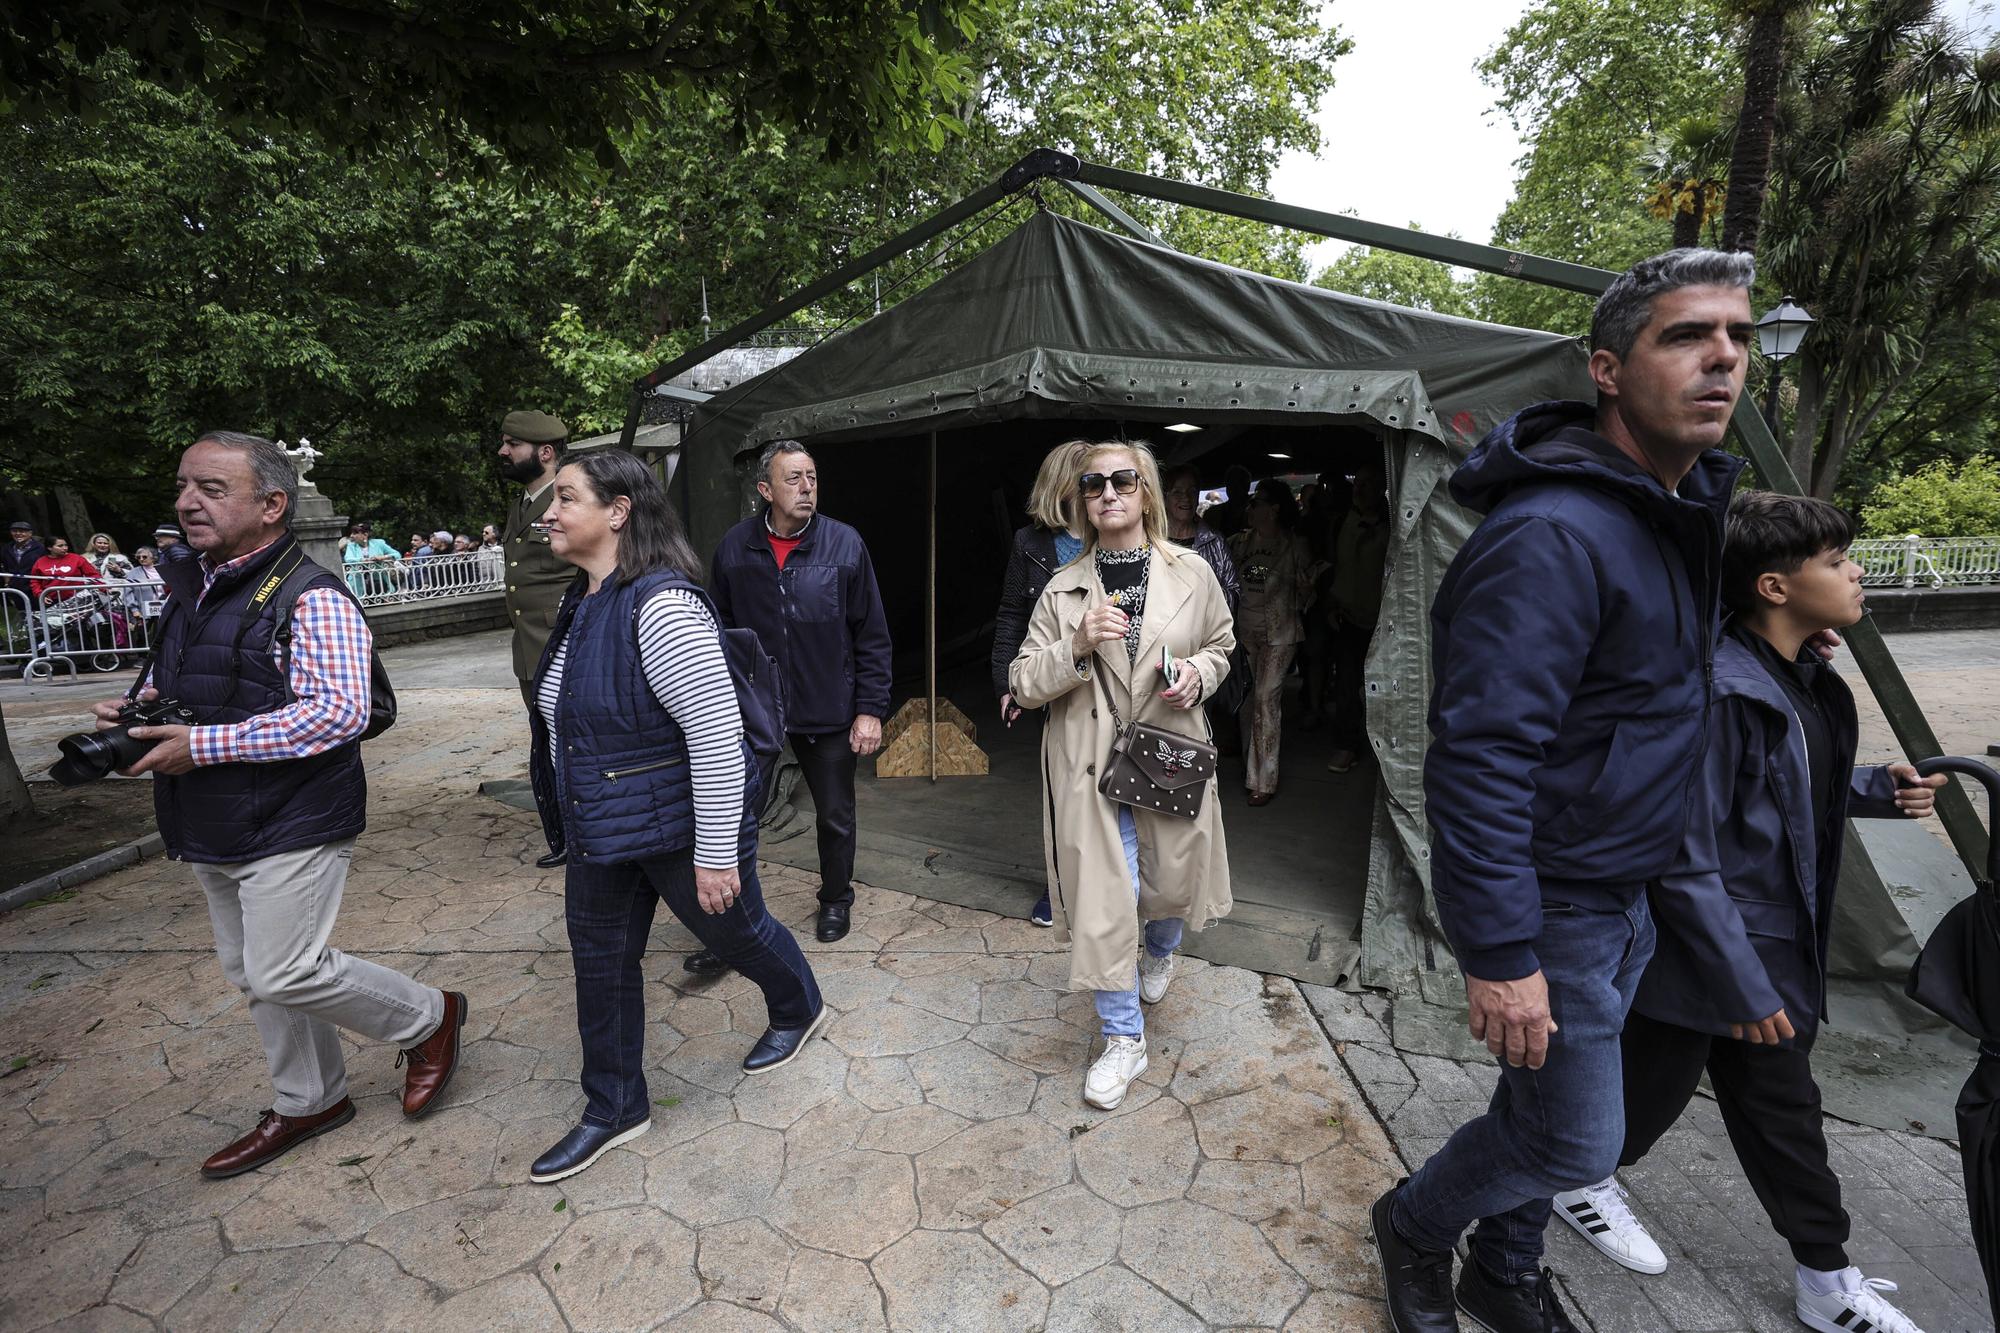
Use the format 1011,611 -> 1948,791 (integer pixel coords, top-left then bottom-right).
1551,1177 -> 1668,1274
1796,1272 -> 1926,1333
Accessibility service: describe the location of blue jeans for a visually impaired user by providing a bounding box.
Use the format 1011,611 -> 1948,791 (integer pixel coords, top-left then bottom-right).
565,848 -> 821,1128
1094,806 -> 1185,1039
1391,896 -> 1655,1280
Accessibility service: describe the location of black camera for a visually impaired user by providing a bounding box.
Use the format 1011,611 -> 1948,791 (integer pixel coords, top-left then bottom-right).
49,697 -> 198,787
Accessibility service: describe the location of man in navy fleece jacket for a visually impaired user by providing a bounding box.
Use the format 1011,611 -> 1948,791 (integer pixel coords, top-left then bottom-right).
1372,250 -> 1756,1333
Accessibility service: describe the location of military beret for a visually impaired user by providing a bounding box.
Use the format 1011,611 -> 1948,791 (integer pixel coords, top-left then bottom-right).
501,410 -> 568,444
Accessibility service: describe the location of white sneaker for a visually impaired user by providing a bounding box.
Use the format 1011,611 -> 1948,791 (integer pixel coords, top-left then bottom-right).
1552,1177 -> 1668,1275
1138,951 -> 1176,1004
1796,1271 -> 1926,1333
1084,1036 -> 1148,1110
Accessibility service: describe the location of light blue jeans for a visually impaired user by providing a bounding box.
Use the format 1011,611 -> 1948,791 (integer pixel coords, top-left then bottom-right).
1094,806 -> 1185,1038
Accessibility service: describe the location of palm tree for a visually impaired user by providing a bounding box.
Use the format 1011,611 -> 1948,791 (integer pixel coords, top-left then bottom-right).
1642,116 -> 1732,248
1721,0 -> 1808,253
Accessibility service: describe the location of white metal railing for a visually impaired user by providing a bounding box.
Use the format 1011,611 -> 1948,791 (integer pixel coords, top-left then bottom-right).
1852,535 -> 2000,589
345,547 -> 504,607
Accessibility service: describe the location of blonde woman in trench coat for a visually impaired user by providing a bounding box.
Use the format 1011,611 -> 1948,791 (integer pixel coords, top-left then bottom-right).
1009,441 -> 1236,1110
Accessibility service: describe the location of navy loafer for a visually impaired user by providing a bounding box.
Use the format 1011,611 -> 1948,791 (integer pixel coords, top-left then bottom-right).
742,1005 -> 830,1075
1030,892 -> 1053,928
529,1118 -> 650,1184
683,949 -> 730,977
815,902 -> 851,942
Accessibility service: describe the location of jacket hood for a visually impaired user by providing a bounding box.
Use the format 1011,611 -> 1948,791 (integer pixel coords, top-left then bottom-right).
1450,400 -> 1743,521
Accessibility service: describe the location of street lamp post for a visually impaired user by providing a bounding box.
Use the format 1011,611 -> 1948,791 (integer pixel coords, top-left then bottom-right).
1755,295 -> 1815,440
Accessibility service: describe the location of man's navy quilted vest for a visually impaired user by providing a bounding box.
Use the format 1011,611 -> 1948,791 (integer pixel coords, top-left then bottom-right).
152,537 -> 367,863
529,568 -> 757,866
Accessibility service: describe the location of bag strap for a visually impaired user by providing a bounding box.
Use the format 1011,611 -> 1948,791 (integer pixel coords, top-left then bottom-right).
1095,665 -> 1126,732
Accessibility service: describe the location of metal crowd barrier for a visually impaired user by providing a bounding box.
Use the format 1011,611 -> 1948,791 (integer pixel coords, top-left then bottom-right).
344,548 -> 505,607
2,575 -> 160,681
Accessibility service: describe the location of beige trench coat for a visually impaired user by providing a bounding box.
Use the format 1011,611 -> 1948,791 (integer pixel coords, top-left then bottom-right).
1009,543 -> 1236,992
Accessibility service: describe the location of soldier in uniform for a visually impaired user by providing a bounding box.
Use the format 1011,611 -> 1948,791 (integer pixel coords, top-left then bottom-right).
497,410 -> 577,866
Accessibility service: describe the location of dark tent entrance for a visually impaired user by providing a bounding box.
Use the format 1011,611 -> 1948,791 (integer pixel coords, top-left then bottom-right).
776,411 -> 1400,982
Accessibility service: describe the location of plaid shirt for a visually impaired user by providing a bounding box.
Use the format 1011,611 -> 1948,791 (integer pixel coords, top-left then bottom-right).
153,540 -> 374,766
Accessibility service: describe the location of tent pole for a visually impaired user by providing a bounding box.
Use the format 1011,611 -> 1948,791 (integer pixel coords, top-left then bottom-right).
928,432 -> 938,783
1070,159 -> 1609,295
1057,179 -> 1170,247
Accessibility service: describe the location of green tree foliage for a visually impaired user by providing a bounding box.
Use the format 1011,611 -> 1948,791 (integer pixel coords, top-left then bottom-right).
1313,233 -> 1478,317
1759,0 -> 2000,498
0,70 -> 561,538
0,0 -> 988,173
0,0 -> 1346,542
1473,0 -> 1736,333
1858,455 -> 2000,537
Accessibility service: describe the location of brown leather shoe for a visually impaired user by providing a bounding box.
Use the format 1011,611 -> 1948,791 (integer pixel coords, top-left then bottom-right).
200,1098 -> 355,1179
398,990 -> 467,1118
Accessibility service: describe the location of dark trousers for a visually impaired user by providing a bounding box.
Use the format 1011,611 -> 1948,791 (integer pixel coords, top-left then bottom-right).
1395,898 -> 1655,1279
1327,617 -> 1372,752
1302,609 -> 1334,721
1620,1009 -> 1850,1269
791,730 -> 857,906
565,848 -> 821,1128
519,678 -> 536,711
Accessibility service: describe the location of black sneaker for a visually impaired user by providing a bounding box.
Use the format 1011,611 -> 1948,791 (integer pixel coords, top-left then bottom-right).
1456,1260 -> 1580,1333
1372,1185 -> 1460,1333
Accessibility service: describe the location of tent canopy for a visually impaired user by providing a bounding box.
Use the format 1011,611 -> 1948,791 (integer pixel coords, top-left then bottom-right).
681,210 -> 1588,555
678,208 -> 1594,988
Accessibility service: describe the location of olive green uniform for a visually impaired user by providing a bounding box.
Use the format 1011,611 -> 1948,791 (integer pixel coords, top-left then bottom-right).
503,483 -> 573,686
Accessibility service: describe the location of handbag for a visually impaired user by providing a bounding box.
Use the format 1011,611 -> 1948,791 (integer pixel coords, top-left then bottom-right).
1095,671 -> 1218,820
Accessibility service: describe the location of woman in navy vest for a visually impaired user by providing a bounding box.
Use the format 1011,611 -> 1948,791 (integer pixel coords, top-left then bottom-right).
527,449 -> 825,1184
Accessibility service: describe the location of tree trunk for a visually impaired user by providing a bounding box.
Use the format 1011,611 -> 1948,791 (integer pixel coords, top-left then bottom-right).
0,705 -> 33,831
1672,181 -> 1703,248
1787,352 -> 1827,487
1721,3 -> 1792,253
53,486 -> 94,550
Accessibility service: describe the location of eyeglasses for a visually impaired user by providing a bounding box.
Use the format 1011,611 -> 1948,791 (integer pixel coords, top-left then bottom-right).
1079,470 -> 1141,499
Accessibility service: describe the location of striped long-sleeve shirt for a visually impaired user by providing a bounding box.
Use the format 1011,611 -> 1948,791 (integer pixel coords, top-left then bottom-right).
539,587 -> 746,869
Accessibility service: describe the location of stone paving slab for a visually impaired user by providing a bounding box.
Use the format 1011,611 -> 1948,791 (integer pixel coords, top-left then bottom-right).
0,687 -> 1401,1332
1299,984 -> 1995,1333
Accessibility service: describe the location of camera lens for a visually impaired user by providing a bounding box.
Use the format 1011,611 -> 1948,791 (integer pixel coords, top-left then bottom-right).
49,730 -> 119,787
48,725 -> 153,787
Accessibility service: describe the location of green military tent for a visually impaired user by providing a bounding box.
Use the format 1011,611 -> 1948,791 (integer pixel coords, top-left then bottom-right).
676,207 -> 1595,992
658,204 -> 1970,1131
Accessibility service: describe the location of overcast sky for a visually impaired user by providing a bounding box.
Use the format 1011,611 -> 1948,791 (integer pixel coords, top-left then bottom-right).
1269,0 -> 1999,276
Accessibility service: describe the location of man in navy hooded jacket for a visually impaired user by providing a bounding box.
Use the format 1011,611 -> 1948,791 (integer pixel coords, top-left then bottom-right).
1372,250 -> 1757,1333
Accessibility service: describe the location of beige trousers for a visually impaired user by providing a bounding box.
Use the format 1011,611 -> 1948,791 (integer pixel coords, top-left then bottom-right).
1244,638 -> 1297,795
194,838 -> 443,1116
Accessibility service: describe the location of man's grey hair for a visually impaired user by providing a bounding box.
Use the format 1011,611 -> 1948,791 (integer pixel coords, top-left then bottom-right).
1590,248 -> 1756,360
194,430 -> 297,526
757,439 -> 812,482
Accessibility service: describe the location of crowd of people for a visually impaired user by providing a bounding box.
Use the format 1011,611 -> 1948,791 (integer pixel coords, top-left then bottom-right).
338,519 -> 504,598
2,521 -> 174,657
65,245 -> 1957,1333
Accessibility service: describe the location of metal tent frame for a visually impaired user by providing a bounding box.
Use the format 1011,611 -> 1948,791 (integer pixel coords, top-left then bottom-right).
619,146 -> 1989,878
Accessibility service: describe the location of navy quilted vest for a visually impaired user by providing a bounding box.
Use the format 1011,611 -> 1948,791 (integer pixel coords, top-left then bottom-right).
152,537 -> 367,863
528,569 -> 758,866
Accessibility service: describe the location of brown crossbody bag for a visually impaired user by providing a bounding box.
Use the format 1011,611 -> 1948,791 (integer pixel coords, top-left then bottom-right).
1094,670 -> 1218,820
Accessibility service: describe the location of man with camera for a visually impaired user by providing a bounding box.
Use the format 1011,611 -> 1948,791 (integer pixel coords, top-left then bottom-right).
89,430 -> 468,1180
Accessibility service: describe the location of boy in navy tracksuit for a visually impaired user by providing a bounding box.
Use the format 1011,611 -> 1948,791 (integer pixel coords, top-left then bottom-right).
1554,491 -> 1946,1333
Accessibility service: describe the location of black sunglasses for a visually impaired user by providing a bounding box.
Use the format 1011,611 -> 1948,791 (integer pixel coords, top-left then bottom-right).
1079,469 -> 1141,499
